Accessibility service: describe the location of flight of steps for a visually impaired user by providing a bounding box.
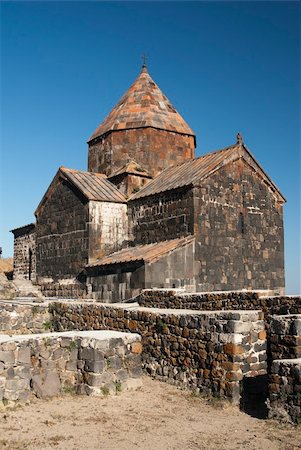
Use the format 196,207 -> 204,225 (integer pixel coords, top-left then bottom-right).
13,278 -> 44,300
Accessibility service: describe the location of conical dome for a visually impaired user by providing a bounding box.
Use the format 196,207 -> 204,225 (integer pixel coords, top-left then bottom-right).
88,66 -> 195,143
88,66 -> 196,178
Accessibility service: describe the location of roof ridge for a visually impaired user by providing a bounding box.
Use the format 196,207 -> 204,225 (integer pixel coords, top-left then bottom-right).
60,166 -> 107,178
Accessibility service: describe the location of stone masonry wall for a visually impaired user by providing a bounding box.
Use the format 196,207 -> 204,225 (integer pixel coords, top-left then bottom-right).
138,290 -> 301,316
88,128 -> 195,178
0,302 -> 50,335
86,262 -> 145,303
0,330 -> 142,405
88,201 -> 128,262
268,359 -> 301,424
36,179 -> 89,282
12,225 -> 36,281
194,159 -> 285,293
267,314 -> 301,423
39,282 -> 88,299
144,241 -> 195,291
50,303 -> 267,402
128,187 -> 194,245
268,315 -> 301,360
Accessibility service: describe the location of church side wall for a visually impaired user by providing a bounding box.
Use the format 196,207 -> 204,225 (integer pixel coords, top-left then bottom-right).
128,187 -> 194,245
88,201 -> 128,262
86,262 -> 145,302
88,128 -> 195,177
145,240 -> 195,291
13,229 -> 36,281
36,180 -> 89,282
194,159 -> 285,293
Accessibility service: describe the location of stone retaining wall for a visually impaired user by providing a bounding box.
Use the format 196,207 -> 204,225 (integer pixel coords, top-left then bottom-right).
268,315 -> 301,360
40,282 -> 88,299
0,302 -> 50,335
0,330 -> 142,405
50,302 -> 267,402
267,314 -> 301,423
138,290 -> 301,315
268,359 -> 301,423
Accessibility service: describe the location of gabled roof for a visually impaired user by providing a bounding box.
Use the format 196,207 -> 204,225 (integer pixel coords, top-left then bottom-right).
86,236 -> 194,268
10,223 -> 35,236
88,65 -> 195,143
108,161 -> 152,179
35,167 -> 127,216
129,141 -> 286,203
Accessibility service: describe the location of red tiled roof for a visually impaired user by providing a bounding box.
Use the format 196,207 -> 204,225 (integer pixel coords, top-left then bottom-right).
129,142 -> 286,203
86,236 -> 194,267
88,66 -> 195,142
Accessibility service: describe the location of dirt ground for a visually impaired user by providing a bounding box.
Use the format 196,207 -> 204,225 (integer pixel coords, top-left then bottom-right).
0,377 -> 300,450
0,259 -> 13,275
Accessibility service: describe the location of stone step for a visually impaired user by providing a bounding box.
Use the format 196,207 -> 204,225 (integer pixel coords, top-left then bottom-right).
13,278 -> 43,298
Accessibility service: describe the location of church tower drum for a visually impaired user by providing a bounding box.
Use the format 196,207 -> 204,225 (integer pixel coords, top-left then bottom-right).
87,65 -> 196,178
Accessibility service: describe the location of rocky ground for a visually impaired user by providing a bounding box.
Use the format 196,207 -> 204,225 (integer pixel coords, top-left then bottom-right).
0,377 -> 300,450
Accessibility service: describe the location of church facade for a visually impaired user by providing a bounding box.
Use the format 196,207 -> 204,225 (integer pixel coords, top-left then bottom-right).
11,64 -> 286,300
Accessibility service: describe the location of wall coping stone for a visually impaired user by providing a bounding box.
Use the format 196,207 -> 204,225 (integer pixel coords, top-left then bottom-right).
272,358 -> 301,365
52,301 -> 263,320
0,330 -> 141,345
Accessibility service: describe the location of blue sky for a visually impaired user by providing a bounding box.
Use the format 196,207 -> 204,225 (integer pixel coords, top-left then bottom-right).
1,1 -> 300,293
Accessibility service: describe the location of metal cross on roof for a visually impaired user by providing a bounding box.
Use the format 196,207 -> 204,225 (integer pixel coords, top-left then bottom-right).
141,53 -> 148,67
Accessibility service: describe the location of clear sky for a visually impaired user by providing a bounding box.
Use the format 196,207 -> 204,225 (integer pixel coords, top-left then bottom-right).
1,1 -> 300,293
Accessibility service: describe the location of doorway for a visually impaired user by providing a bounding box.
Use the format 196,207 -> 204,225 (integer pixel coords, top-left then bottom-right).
28,248 -> 33,280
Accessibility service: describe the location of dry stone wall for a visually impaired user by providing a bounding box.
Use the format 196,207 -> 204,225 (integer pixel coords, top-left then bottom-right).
0,302 -> 50,335
49,302 -> 267,402
39,282 -> 88,299
267,314 -> 301,423
138,290 -> 301,315
268,359 -> 301,423
0,330 -> 142,405
268,315 -> 301,360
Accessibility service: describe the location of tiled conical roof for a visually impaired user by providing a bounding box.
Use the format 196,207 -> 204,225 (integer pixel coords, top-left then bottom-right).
88,65 -> 195,143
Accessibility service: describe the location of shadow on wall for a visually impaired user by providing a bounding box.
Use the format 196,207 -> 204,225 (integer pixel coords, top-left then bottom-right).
240,375 -> 268,419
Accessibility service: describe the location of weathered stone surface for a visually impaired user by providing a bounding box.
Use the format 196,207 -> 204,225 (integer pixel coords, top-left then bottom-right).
10,224 -> 36,282
0,330 -> 142,405
32,371 -> 61,398
0,302 -> 50,335
0,351 -> 15,364
50,302 -> 267,401
268,359 -> 301,424
17,348 -> 31,364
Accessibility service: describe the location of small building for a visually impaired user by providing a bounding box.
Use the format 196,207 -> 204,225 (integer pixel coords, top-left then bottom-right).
11,223 -> 36,281
11,64 -> 286,299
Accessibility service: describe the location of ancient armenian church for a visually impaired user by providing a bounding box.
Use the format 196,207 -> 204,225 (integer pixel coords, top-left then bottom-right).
11,63 -> 286,300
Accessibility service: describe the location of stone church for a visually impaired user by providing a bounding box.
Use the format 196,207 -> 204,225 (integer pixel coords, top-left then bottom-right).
11,64 -> 286,300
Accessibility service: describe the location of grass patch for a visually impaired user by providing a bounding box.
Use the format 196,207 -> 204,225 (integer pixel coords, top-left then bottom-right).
100,386 -> 110,396
42,320 -> 53,331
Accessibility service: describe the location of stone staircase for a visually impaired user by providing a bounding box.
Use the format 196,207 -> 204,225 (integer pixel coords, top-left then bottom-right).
13,278 -> 44,300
